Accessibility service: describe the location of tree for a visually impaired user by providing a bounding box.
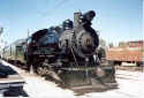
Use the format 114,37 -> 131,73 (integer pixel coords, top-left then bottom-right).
109,43 -> 114,48
98,38 -> 107,59
99,38 -> 106,48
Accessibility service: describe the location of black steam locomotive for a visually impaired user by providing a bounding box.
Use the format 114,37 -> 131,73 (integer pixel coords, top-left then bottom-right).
3,10 -> 116,89
25,11 -> 99,72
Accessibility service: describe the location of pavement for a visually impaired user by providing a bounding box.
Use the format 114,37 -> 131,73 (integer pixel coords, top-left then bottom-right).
1,60 -> 144,98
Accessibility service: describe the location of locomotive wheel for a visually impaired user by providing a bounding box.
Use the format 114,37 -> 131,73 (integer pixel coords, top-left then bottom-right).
36,66 -> 47,75
36,61 -> 62,82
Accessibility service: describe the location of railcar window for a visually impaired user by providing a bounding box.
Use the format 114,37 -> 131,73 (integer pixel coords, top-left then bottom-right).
16,46 -> 23,54
10,47 -> 12,56
17,46 -> 22,51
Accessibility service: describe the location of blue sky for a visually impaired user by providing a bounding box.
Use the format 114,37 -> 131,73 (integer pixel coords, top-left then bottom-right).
0,0 -> 142,46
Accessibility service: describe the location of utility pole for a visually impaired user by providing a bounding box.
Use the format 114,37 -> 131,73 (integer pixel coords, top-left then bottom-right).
27,29 -> 30,38
0,27 -> 3,60
0,27 -> 3,36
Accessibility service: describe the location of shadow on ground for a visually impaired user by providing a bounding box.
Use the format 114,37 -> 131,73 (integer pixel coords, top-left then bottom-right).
0,62 -> 28,97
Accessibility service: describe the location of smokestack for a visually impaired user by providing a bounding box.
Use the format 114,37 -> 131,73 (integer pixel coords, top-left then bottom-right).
83,10 -> 96,22
74,11 -> 82,28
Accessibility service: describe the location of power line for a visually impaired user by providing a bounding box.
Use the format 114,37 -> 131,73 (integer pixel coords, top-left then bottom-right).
42,0 -> 71,17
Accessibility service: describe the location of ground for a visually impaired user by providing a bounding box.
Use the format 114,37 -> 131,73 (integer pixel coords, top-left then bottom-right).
1,60 -> 144,98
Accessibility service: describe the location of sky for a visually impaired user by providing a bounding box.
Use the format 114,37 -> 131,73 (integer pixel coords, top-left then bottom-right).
0,0 -> 142,46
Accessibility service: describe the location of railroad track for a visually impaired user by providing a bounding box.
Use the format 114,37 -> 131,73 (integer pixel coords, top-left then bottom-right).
3,60 -> 144,97
115,66 -> 143,72
115,70 -> 142,81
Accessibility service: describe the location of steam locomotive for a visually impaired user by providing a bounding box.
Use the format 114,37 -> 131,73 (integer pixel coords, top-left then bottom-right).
3,10 -> 116,89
